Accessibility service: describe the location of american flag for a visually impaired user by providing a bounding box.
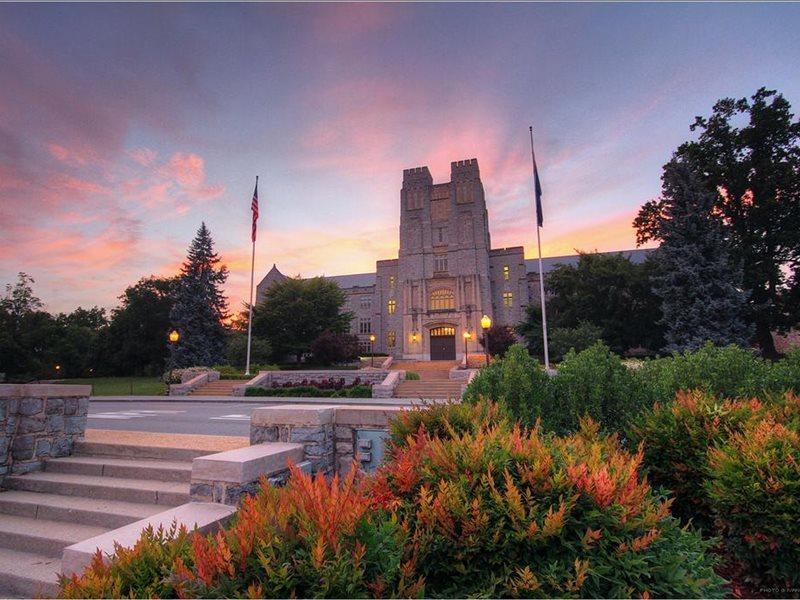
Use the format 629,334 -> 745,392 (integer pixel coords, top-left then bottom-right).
251,176 -> 259,242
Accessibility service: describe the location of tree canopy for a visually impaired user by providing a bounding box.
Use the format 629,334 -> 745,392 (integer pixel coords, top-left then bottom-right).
252,276 -> 352,363
635,88 -> 800,356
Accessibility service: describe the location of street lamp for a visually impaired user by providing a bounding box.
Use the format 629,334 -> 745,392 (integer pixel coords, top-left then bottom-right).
480,314 -> 492,365
168,330 -> 180,344
462,331 -> 471,366
369,334 -> 376,367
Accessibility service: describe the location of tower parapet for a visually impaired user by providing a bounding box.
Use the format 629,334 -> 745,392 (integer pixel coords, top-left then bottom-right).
402,166 -> 433,187
450,158 -> 480,180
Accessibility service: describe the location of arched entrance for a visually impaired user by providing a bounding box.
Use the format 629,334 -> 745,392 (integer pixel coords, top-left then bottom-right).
429,326 -> 456,360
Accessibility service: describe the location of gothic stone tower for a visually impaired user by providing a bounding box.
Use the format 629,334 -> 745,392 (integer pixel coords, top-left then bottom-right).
397,159 -> 493,359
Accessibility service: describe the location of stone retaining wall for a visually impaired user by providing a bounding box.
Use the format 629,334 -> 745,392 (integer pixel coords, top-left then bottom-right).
0,384 -> 90,482
233,370 -> 389,396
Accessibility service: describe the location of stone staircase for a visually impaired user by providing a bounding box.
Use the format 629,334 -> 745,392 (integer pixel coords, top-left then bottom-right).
0,439 -> 204,597
393,379 -> 465,399
188,379 -> 239,396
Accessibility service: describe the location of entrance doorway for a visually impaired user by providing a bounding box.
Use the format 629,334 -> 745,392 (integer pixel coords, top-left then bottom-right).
429,326 -> 456,360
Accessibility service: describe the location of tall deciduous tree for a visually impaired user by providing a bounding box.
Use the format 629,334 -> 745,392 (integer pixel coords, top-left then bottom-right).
253,277 -> 352,363
635,88 -> 800,357
649,162 -> 752,352
98,276 -> 177,375
168,223 -> 229,368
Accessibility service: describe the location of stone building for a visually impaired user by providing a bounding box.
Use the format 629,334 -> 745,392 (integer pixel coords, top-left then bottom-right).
257,159 -> 650,360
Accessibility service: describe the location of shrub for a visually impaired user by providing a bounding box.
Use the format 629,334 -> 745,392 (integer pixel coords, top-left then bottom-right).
549,341 -> 645,435
707,395 -> 800,590
481,324 -> 517,358
161,366 -> 212,384
310,330 -> 360,365
245,385 -> 372,398
62,467 -> 423,599
549,321 -> 604,362
462,344 -> 551,428
60,522 -> 192,598
388,400 -> 509,450
628,390 -> 760,530
405,371 -> 420,380
370,411 -> 725,598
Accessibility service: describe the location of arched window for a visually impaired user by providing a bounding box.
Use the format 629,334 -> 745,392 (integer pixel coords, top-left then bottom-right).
429,288 -> 455,311
387,299 -> 396,314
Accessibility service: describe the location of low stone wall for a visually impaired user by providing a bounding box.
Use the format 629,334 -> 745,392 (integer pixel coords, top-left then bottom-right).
372,370 -> 405,398
251,404 -> 406,476
169,370 -> 220,396
0,384 -> 90,482
233,369 -> 389,396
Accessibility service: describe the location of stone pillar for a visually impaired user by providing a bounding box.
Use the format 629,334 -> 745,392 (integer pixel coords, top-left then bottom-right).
1,384 -> 91,484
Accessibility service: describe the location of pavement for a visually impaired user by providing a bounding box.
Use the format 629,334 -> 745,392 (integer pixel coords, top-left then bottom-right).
87,398 -> 431,436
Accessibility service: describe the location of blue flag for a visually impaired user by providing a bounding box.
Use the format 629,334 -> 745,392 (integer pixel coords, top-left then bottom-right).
534,157 -> 543,227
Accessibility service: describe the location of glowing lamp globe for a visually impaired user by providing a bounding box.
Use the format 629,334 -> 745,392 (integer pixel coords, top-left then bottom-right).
168,330 -> 180,344
480,315 -> 492,330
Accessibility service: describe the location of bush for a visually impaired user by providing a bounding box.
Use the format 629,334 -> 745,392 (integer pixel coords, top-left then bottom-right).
161,366 -> 212,384
707,395 -> 800,589
310,330 -> 360,365
245,385 -> 372,398
61,468 -> 422,598
628,390 -> 761,530
405,371 -> 420,380
549,321 -> 604,362
462,344 -> 551,428
481,324 -> 517,358
60,523 -> 192,598
388,400 -> 509,450
370,410 -> 725,598
549,341 -> 644,434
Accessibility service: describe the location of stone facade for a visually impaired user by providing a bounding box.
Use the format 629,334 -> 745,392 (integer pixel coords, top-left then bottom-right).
0,384 -> 90,482
256,158 -> 652,360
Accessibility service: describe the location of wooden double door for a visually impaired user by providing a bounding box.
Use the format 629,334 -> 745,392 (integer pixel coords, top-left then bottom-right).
429,326 -> 456,360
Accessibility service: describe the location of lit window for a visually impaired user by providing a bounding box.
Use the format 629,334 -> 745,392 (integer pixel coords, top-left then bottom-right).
388,299 -> 396,314
503,292 -> 513,307
387,330 -> 396,347
430,288 -> 455,311
503,265 -> 510,280
434,254 -> 448,273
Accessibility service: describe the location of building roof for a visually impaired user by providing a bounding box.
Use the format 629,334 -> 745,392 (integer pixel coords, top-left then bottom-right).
325,272 -> 376,289
524,248 -> 653,275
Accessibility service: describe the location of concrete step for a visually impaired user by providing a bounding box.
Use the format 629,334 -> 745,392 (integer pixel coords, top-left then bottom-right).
0,490 -> 164,528
74,439 -> 216,461
189,380 -> 239,396
0,514 -> 107,557
45,455 -> 192,482
3,471 -> 189,506
0,547 -> 59,598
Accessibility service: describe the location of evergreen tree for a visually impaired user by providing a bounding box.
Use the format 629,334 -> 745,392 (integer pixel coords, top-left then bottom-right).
650,161 -> 752,353
168,223 -> 229,368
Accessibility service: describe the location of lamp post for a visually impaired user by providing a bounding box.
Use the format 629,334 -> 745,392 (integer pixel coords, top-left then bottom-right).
480,314 -> 492,365
369,334 -> 376,368
462,331 -> 471,366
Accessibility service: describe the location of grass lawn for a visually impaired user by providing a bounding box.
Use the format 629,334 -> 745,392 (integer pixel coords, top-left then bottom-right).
57,377 -> 166,396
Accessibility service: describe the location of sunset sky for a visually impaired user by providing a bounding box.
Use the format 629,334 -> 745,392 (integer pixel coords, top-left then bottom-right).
1,3 -> 799,315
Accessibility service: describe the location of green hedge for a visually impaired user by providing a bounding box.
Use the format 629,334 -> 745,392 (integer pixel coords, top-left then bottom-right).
244,385 -> 372,398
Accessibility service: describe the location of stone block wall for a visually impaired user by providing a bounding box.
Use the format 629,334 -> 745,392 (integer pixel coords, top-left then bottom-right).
235,370 -> 389,396
1,384 -> 90,482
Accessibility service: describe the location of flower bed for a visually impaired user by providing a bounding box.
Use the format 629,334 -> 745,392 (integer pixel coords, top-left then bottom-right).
245,383 -> 372,398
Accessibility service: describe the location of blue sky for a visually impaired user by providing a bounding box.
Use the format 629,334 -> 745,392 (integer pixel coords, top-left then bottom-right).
1,3 -> 798,313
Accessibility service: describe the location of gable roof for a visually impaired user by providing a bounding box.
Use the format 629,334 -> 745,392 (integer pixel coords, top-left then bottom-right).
325,272 -> 376,289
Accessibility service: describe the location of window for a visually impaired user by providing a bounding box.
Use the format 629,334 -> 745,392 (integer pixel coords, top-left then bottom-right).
387,330 -> 396,347
503,292 -> 513,307
503,265 -> 510,280
434,227 -> 447,245
434,254 -> 448,273
387,299 -> 396,314
360,297 -> 371,310
359,319 -> 372,334
430,288 -> 455,311
389,276 -> 395,290
358,340 -> 370,353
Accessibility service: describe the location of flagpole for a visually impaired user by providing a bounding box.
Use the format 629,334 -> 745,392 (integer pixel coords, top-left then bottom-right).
529,127 -> 550,370
245,175 -> 258,376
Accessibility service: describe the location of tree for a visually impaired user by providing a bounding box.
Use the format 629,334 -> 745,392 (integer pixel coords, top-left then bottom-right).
168,223 -> 229,368
225,333 -> 272,369
252,277 -> 352,363
635,88 -> 800,357
53,307 -> 108,378
310,330 -> 360,365
648,162 -> 752,352
98,276 -> 177,375
480,324 -> 517,358
517,253 -> 664,355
